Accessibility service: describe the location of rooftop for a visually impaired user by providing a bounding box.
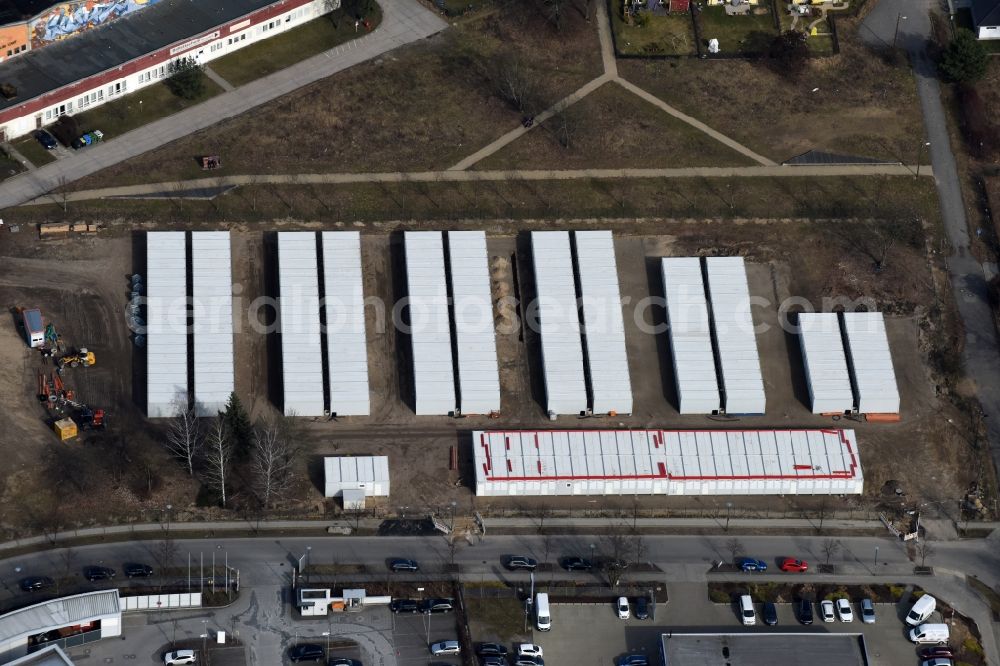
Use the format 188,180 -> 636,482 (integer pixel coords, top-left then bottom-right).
0,590 -> 120,645
0,0 -> 278,113
661,633 -> 867,666
5,645 -> 75,666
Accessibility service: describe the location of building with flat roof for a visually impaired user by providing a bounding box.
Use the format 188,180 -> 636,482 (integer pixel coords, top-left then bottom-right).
5,645 -> 74,666
0,590 -> 121,664
660,632 -> 868,666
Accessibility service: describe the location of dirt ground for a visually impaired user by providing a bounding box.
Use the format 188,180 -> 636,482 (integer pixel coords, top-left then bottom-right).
0,219 -> 986,537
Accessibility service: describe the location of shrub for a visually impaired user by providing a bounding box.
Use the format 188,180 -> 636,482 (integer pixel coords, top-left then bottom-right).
939,29 -> 988,83
633,10 -> 650,27
963,637 -> 984,656
165,57 -> 206,100
709,588 -> 731,603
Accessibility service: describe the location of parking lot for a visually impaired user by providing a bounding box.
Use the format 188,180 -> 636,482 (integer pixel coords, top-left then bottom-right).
390,607 -> 462,666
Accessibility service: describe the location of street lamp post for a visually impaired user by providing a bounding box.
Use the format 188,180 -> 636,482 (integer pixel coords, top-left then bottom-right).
873,546 -> 879,571
893,14 -> 907,48
725,502 -> 734,532
589,543 -> 595,566
322,631 -> 330,654
916,141 -> 931,179
450,501 -> 457,531
165,504 -> 173,536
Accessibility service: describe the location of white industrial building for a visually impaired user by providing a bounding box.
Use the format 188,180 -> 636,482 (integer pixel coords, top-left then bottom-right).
323,456 -> 390,499
704,257 -> 765,415
191,231 -> 234,417
473,429 -> 863,496
841,312 -> 900,415
0,591 -> 121,664
574,231 -> 633,415
322,232 -> 370,416
278,232 -> 325,417
404,232 -> 457,416
798,313 -> 854,414
446,231 -> 501,415
146,232 -> 189,418
661,258 -> 721,414
531,232 -> 588,417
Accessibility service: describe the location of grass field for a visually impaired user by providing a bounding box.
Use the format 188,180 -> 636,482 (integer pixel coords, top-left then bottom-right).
610,0 -> 696,55
477,81 -> 756,169
209,8 -> 384,87
12,137 -> 57,167
696,2 -> 776,55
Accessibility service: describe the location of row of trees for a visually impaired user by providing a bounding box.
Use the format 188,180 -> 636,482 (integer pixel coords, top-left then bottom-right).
164,393 -> 298,509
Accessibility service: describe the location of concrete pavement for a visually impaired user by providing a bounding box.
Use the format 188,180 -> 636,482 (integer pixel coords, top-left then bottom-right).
0,0 -> 447,211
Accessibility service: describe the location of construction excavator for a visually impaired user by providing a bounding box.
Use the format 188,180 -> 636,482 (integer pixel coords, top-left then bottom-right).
57,347 -> 95,370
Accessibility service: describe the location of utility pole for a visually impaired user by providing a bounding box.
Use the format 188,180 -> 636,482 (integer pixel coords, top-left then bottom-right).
893,13 -> 907,48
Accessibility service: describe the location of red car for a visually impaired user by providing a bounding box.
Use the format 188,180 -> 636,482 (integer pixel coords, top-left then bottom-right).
779,558 -> 809,572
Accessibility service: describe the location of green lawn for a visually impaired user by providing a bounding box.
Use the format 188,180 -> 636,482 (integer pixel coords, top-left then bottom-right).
778,10 -> 835,55
697,2 -> 777,54
209,7 -> 383,87
12,136 -> 57,167
611,0 -> 696,55
71,79 -> 223,141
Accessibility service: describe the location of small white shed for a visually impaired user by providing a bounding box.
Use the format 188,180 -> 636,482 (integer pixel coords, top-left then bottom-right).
323,456 -> 390,499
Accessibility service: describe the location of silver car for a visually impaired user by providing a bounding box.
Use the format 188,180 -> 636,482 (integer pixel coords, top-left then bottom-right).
860,598 -> 876,624
430,641 -> 460,656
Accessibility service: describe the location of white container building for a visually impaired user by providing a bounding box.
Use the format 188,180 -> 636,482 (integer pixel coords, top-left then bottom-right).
574,231 -> 633,415
278,232 -> 325,417
841,312 -> 900,415
798,312 -> 854,414
704,257 -> 765,415
446,231 -> 501,415
531,232 -> 588,416
404,232 -> 456,416
146,231 -> 188,418
191,232 -> 234,417
322,232 -> 370,416
472,428 -> 863,496
661,258 -> 721,414
323,456 -> 390,498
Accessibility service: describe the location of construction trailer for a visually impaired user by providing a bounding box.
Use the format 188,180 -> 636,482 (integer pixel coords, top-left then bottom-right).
446,230 -> 501,416
661,258 -> 721,414
404,232 -> 457,416
22,308 -> 44,348
840,311 -> 900,415
323,456 -> 390,499
704,257 -> 765,415
278,232 -> 325,417
322,232 -> 371,417
531,231 -> 588,417
573,230 -> 633,416
191,231 -> 235,417
146,231 -> 189,418
473,428 -> 864,496
798,312 -> 854,414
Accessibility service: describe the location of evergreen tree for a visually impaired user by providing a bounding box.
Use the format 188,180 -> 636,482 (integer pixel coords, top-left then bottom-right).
939,29 -> 988,84
222,392 -> 253,458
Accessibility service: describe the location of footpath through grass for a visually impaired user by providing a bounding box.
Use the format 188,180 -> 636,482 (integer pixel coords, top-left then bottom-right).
210,7 -> 384,87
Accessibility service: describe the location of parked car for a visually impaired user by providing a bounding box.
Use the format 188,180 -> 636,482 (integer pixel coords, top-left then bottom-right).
617,655 -> 648,666
835,598 -> 853,622
920,659 -> 953,666
328,659 -> 361,666
289,645 -> 326,662
919,647 -> 954,660
763,602 -> 778,626
477,644 -> 508,656
737,557 -> 767,573
34,129 -> 58,150
124,563 -> 154,578
390,599 -> 419,614
517,645 -> 543,658
907,595 -> 938,626
164,651 -> 196,666
19,576 -> 54,592
418,599 -> 454,614
909,624 -> 950,644
389,559 -> 419,572
820,600 -> 835,623
796,598 -> 813,625
84,566 -> 115,582
481,657 -> 506,666
505,556 -> 538,571
634,596 -> 649,620
779,558 -> 808,573
738,595 -> 756,626
860,598 -> 876,624
514,658 -> 543,666
616,597 -> 630,620
560,556 -> 593,571
430,641 -> 461,656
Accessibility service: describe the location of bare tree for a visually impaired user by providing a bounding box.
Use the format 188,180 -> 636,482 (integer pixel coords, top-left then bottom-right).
164,403 -> 202,476
251,418 -> 296,509
203,417 -> 233,507
601,530 -> 630,586
915,540 -> 935,567
153,539 -> 179,590
534,504 -> 554,534
56,547 -> 77,593
725,538 -> 745,563
551,107 -> 578,149
544,0 -> 566,30
488,53 -> 541,116
821,538 -> 841,565
631,533 -> 647,567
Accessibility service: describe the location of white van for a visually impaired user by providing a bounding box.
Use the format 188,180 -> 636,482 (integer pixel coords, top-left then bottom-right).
906,595 -> 937,626
535,593 -> 551,631
739,595 -> 756,626
909,623 -> 950,644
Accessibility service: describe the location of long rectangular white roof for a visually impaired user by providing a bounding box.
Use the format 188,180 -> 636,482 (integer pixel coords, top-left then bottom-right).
278,232 -> 325,416
322,232 -> 370,416
473,429 -> 863,496
0,590 -> 120,645
146,231 -> 188,418
323,456 -> 390,496
704,257 -> 765,415
404,232 -> 456,415
841,312 -> 899,414
191,232 -> 234,417
447,231 -> 501,415
798,313 -> 855,414
574,231 -> 632,415
531,231 -> 588,415
661,258 -> 720,414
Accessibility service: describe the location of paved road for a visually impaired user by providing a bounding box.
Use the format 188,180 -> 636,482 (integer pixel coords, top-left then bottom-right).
0,0 -> 447,211
862,0 -> 1000,486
